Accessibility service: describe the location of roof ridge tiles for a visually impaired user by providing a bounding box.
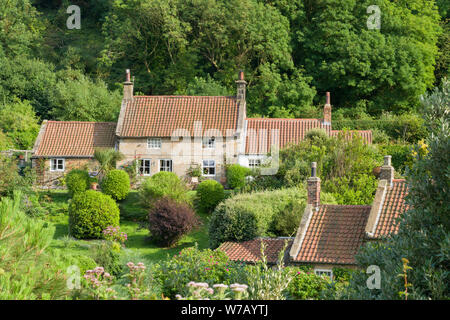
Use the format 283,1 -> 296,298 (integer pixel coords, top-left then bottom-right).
46,120 -> 116,124
133,95 -> 236,98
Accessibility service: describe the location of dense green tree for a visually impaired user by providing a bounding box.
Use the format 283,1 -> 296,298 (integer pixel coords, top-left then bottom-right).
0,0 -> 43,57
100,0 -> 315,116
0,55 -> 57,119
434,20 -> 449,84
51,69 -> 122,122
294,0 -> 441,113
0,100 -> 40,149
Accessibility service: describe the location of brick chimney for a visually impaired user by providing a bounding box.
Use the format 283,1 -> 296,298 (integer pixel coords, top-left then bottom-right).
307,162 -> 321,209
123,69 -> 134,101
323,92 -> 332,125
236,70 -> 246,102
236,70 -> 247,136
380,155 -> 394,186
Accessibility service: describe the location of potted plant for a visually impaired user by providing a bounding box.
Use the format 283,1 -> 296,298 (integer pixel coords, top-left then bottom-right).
89,175 -> 99,190
187,164 -> 202,184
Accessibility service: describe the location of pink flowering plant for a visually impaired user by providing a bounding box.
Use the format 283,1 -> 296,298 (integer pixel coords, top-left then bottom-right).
82,267 -> 117,300
102,226 -> 128,245
176,282 -> 249,300
122,262 -> 157,300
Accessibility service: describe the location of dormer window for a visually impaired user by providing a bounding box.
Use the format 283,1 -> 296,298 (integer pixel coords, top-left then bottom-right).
203,137 -> 215,149
147,138 -> 161,149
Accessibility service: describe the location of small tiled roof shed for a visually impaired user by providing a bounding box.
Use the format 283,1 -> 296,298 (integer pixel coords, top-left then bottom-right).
32,121 -> 117,158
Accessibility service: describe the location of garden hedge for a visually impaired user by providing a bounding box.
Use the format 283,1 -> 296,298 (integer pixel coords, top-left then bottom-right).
195,179 -> 225,213
209,187 -> 336,248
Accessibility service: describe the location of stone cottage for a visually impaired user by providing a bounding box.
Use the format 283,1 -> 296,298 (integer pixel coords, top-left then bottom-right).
31,70 -> 371,186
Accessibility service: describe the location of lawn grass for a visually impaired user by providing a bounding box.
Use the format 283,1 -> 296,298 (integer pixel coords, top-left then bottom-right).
39,189 -> 210,263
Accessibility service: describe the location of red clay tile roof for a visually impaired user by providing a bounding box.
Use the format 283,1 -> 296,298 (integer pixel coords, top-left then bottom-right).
245,118 -> 331,154
330,130 -> 372,144
373,179 -> 409,238
293,205 -> 371,265
33,121 -> 116,157
117,96 -> 240,137
218,238 -> 293,264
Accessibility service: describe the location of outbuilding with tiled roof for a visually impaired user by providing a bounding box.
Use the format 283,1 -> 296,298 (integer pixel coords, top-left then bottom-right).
218,156 -> 410,278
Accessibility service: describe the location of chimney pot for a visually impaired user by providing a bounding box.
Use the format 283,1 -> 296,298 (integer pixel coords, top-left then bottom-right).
323,92 -> 332,125
380,155 -> 394,186
123,69 -> 134,100
239,70 -> 244,80
384,155 -> 391,166
311,162 -> 317,177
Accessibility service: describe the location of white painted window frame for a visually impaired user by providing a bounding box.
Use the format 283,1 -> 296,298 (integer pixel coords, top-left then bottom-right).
202,159 -> 216,177
202,137 -> 215,149
139,159 -> 152,176
248,158 -> 262,168
314,269 -> 333,280
147,138 -> 162,149
50,158 -> 65,172
159,159 -> 173,172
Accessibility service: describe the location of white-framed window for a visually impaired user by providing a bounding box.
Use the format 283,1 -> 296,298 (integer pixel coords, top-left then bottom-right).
139,159 -> 151,176
147,138 -> 162,149
202,160 -> 216,176
314,269 -> 333,280
159,159 -> 173,172
202,137 -> 215,149
248,159 -> 261,168
50,158 -> 65,171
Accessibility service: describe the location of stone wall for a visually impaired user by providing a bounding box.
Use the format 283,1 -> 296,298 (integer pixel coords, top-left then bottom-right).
32,157 -> 97,188
117,136 -> 241,183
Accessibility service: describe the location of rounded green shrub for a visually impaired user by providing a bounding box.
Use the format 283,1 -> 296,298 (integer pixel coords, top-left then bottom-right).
101,169 -> 130,200
139,171 -> 189,207
196,180 -> 225,213
65,169 -> 90,196
69,190 -> 120,239
226,164 -> 251,189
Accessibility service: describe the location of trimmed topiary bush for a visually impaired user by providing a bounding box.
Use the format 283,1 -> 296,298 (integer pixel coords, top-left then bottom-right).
65,169 -> 90,196
196,180 -> 225,213
139,171 -> 189,207
69,190 -> 120,239
101,169 -> 130,200
148,197 -> 200,247
226,164 -> 251,190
